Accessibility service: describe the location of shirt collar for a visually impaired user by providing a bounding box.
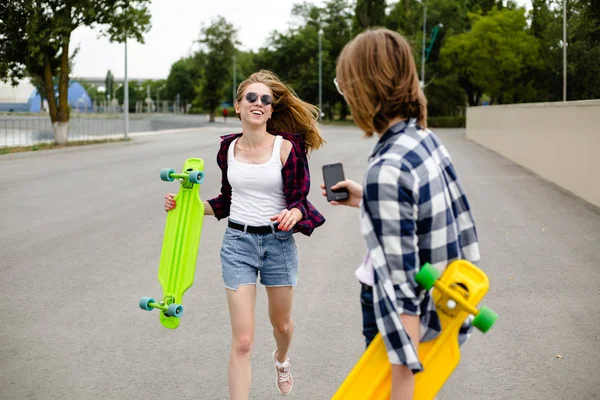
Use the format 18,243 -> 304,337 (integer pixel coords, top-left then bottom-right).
369,119 -> 413,159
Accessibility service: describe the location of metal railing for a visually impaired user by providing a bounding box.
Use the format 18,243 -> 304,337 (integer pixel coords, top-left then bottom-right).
0,112 -> 211,148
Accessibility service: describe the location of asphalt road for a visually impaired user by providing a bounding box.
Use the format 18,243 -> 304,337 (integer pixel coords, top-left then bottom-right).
1,122 -> 599,400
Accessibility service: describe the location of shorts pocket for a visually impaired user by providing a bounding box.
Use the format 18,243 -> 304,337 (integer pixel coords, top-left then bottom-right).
273,228 -> 293,241
224,227 -> 243,240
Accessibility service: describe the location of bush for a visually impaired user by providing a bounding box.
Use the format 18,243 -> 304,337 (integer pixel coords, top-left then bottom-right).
427,116 -> 466,128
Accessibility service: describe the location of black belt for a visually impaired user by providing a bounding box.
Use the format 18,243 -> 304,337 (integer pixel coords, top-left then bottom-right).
228,220 -> 279,234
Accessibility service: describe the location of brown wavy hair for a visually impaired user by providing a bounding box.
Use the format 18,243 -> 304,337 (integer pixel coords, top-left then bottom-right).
236,70 -> 325,153
335,28 -> 428,137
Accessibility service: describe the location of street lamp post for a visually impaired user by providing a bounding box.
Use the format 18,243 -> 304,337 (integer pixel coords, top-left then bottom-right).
417,0 -> 427,89
124,39 -> 129,140
563,0 -> 567,102
318,27 -> 323,122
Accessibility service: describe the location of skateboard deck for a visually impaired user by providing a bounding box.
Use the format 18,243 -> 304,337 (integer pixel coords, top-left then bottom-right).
139,158 -> 206,329
332,260 -> 498,400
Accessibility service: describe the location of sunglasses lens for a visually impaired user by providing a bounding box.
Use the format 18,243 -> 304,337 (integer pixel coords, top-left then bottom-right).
261,95 -> 273,106
245,92 -> 258,103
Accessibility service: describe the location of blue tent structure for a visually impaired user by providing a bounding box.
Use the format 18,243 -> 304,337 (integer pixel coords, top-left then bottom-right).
27,81 -> 92,112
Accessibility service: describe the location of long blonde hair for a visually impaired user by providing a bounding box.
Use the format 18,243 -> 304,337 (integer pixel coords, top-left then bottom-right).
336,28 -> 427,137
236,70 -> 325,153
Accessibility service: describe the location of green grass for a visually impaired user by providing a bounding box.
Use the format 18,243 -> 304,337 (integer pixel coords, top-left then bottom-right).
0,138 -> 130,155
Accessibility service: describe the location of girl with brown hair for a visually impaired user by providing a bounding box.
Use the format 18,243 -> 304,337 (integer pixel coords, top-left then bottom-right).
323,28 -> 480,399
165,70 -> 325,398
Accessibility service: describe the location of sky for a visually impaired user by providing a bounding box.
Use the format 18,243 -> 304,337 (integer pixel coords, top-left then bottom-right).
70,0 -> 531,80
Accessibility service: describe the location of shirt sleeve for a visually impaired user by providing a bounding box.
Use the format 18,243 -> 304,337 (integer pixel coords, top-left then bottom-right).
281,139 -> 308,219
207,142 -> 232,220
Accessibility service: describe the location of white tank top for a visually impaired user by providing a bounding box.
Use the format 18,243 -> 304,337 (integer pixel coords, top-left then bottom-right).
228,135 -> 287,226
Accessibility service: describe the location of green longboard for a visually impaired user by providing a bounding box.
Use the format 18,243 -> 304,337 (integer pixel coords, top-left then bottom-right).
139,158 -> 206,329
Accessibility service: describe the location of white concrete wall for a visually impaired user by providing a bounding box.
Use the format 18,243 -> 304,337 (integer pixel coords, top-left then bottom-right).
466,100 -> 600,208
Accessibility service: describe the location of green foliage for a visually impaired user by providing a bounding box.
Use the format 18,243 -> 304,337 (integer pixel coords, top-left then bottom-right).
565,0 -> 600,100
165,57 -> 201,105
252,0 -> 353,119
0,0 -> 151,142
354,0 -> 387,33
194,16 -> 239,121
105,70 -> 115,100
428,116 -> 466,128
441,9 -> 541,104
164,0 -> 598,123
115,82 -> 143,111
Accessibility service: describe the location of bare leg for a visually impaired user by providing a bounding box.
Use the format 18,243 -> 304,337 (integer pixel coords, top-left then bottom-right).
265,286 -> 294,362
226,285 -> 257,400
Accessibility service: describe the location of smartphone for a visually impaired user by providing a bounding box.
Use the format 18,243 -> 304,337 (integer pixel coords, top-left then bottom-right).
322,163 -> 349,202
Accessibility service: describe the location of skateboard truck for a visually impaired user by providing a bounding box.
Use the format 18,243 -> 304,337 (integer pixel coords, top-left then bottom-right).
416,263 -> 498,332
159,168 -> 204,187
139,295 -> 183,318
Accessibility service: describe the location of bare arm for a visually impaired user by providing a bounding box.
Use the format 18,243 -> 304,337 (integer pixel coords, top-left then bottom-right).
203,201 -> 214,216
390,314 -> 420,399
164,193 -> 214,216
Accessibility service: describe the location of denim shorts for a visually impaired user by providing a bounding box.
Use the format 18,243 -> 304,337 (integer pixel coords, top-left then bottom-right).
220,220 -> 299,291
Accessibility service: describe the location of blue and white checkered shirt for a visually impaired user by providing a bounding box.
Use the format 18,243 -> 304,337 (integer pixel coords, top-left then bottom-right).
360,119 -> 480,372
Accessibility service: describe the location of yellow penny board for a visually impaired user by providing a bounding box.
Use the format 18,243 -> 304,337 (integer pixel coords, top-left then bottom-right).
333,260 -> 495,400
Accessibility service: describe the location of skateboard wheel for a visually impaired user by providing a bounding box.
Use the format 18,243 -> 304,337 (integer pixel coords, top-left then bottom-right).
139,297 -> 155,311
415,263 -> 440,290
472,306 -> 498,333
160,168 -> 176,182
166,303 -> 184,318
188,171 -> 204,184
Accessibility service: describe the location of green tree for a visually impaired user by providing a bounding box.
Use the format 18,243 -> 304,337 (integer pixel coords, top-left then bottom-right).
195,16 -> 239,122
233,50 -> 257,90
165,57 -> 200,109
252,0 -> 353,120
466,0 -> 502,15
441,8 -> 541,104
566,0 -> 600,100
322,0 -> 354,119
105,70 -> 115,100
254,8 -> 327,115
521,0 -> 563,101
0,0 -> 151,144
354,0 -> 387,34
115,81 -> 144,112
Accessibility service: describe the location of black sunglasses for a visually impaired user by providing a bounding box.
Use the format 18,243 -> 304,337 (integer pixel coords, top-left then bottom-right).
245,92 -> 273,106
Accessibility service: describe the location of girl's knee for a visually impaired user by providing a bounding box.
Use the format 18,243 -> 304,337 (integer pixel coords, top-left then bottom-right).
232,335 -> 254,356
272,320 -> 294,336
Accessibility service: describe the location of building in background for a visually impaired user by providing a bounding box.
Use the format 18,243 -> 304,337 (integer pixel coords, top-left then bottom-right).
0,79 -> 92,113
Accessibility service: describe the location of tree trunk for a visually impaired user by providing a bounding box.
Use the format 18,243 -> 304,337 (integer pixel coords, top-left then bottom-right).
209,110 -> 215,122
53,122 -> 68,145
55,34 -> 71,145
43,56 -> 58,123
